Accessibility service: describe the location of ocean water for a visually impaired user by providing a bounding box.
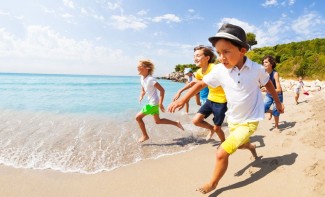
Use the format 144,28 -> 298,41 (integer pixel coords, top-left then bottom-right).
0,73 -> 205,174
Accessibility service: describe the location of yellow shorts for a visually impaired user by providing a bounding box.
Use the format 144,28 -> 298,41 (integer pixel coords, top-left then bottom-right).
221,121 -> 259,154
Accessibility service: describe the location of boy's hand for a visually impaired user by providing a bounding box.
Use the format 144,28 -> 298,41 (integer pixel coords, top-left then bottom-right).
168,101 -> 185,113
139,96 -> 143,104
275,102 -> 285,114
173,92 -> 181,101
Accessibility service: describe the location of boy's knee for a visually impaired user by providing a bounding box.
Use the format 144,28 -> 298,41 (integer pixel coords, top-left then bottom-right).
192,119 -> 199,126
216,147 -> 229,160
135,115 -> 142,121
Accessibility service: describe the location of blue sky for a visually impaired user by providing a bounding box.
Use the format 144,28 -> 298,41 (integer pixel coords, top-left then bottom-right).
0,0 -> 324,76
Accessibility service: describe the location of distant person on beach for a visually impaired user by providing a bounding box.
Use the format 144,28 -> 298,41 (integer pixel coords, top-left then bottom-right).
168,23 -> 284,194
182,68 -> 201,114
261,55 -> 283,130
136,59 -> 184,143
173,45 -> 227,141
294,76 -> 307,105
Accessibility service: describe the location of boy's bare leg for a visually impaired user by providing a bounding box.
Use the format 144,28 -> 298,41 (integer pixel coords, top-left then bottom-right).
192,114 -> 215,140
295,94 -> 299,105
153,115 -> 184,131
185,102 -> 189,114
274,116 -> 280,130
267,110 -> 272,120
197,147 -> 229,194
195,94 -> 201,106
239,143 -> 258,159
136,112 -> 149,142
213,125 -> 225,142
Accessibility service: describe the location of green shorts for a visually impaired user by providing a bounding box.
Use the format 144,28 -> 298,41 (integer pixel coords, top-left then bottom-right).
141,104 -> 159,115
221,121 -> 259,154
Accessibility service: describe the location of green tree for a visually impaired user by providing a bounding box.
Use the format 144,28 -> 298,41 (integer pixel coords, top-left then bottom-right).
246,32 -> 257,49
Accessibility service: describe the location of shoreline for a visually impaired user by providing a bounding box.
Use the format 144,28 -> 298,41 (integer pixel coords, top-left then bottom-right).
1,90 -> 324,196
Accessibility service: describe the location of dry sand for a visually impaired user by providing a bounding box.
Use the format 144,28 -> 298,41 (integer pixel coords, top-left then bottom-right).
0,89 -> 324,197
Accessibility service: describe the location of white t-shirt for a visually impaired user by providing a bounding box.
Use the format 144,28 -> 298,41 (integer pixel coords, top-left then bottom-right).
141,75 -> 159,105
203,58 -> 270,123
294,81 -> 304,92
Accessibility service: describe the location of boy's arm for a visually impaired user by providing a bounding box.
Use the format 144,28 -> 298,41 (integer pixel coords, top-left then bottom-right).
154,82 -> 166,112
139,86 -> 145,103
273,72 -> 282,93
173,80 -> 197,101
264,80 -> 284,113
168,80 -> 207,112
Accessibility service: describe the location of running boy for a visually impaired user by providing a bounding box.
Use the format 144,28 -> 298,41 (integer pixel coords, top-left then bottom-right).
168,23 -> 284,194
136,59 -> 184,143
173,45 -> 227,141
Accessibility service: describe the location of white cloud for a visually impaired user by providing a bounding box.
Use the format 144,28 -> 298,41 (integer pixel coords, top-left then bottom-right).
80,8 -> 88,15
217,18 -> 284,48
0,10 -> 10,16
106,1 -> 122,10
188,9 -> 195,13
262,0 -> 278,7
61,13 -> 73,18
63,0 -> 75,9
288,0 -> 295,6
137,9 -> 148,16
110,15 -> 147,30
291,12 -> 324,36
0,26 -> 134,75
218,12 -> 324,49
152,14 -> 181,23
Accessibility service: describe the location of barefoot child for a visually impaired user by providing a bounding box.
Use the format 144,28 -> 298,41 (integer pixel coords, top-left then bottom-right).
261,55 -> 283,131
136,59 -> 184,143
294,76 -> 306,105
173,45 -> 227,142
168,23 -> 284,194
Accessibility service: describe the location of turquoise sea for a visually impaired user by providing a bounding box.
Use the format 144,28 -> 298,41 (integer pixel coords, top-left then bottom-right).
0,73 -> 204,174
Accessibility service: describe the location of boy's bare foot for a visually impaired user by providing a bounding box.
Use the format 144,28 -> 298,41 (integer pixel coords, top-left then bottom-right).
177,121 -> 184,131
196,183 -> 217,194
273,127 -> 280,133
205,130 -> 214,141
138,136 -> 149,143
249,144 -> 258,159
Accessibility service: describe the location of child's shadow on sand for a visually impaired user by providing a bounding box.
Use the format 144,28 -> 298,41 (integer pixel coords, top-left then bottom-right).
208,152 -> 298,197
142,136 -> 212,147
270,121 -> 296,131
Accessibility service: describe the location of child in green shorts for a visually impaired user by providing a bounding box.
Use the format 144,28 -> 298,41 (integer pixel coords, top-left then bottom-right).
136,59 -> 184,143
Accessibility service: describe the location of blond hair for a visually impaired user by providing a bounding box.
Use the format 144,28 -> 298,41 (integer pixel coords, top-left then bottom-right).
139,59 -> 155,76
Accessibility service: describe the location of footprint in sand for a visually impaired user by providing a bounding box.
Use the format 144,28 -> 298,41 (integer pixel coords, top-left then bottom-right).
285,130 -> 297,136
248,167 -> 259,175
304,160 -> 325,195
282,138 -> 292,147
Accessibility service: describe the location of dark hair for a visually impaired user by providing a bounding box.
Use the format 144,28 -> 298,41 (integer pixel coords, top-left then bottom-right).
194,45 -> 216,63
262,55 -> 276,69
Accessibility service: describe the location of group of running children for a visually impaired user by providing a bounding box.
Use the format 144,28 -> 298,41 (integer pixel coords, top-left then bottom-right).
135,23 -> 288,194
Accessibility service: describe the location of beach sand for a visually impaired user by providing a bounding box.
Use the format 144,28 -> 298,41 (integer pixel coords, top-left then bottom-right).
1,89 -> 324,197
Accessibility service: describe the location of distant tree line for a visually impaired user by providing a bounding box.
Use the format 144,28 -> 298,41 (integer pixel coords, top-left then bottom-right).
247,38 -> 325,80
173,36 -> 325,80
